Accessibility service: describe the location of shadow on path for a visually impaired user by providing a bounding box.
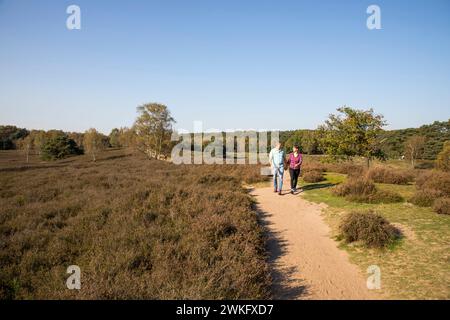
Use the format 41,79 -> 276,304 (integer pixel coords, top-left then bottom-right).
254,203 -> 309,300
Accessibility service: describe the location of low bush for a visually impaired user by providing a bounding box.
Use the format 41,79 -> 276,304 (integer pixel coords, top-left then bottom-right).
333,177 -> 403,203
301,162 -> 327,173
433,198 -> 450,215
409,189 -> 444,207
326,162 -> 365,177
302,170 -> 325,183
415,171 -> 450,197
366,167 -> 413,185
333,178 -> 376,197
340,211 -> 399,248
409,171 -> 450,210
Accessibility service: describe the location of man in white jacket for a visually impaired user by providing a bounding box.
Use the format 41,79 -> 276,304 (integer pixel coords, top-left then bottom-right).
269,142 -> 285,195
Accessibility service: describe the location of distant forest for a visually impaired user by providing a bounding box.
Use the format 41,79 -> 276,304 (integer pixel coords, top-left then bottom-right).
1,119 -> 449,160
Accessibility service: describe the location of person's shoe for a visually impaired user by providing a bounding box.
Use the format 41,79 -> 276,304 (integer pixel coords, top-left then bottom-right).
273,190 -> 277,193
278,191 -> 282,195
290,190 -> 294,194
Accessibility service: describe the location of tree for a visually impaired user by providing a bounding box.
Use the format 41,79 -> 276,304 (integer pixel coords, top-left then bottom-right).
134,103 -> 175,159
32,130 -> 47,155
436,140 -> 450,172
83,128 -> 107,161
68,132 -> 84,150
404,135 -> 426,167
17,135 -> 33,163
109,128 -> 121,148
117,127 -> 136,149
41,134 -> 81,160
319,107 -> 386,167
0,126 -> 28,150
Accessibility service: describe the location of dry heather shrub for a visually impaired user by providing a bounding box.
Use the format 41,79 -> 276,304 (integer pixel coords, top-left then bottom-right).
301,162 -> 327,173
326,162 -> 365,177
409,171 -> 450,209
302,170 -> 325,183
366,167 -> 413,185
0,150 -> 270,299
340,211 -> 399,248
409,189 -> 443,207
433,198 -> 450,215
415,171 -> 450,196
333,178 -> 376,197
333,177 -> 403,203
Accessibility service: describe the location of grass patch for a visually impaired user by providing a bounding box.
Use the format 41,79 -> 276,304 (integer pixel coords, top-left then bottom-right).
301,171 -> 450,299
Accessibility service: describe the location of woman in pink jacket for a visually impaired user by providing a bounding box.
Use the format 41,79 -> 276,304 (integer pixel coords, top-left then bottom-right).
287,145 -> 303,194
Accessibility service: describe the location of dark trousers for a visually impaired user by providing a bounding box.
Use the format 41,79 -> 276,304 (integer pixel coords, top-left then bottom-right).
289,168 -> 300,190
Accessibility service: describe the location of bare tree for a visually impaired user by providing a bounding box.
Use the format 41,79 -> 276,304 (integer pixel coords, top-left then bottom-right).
404,135 -> 426,167
19,136 -> 33,163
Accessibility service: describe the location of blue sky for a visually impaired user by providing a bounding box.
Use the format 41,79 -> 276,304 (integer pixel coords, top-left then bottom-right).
0,0 -> 449,134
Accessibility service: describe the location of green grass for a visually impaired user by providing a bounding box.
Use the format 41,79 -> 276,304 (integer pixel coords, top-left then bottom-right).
300,172 -> 450,299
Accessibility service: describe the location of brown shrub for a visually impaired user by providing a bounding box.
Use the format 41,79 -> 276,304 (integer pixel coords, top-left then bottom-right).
409,171 -> 450,209
333,177 -> 403,203
415,171 -> 450,197
326,162 -> 365,177
340,211 -> 399,248
409,189 -> 444,207
366,167 -> 413,185
433,198 -> 450,215
302,170 -> 325,183
333,178 -> 376,197
0,149 -> 270,299
302,162 -> 327,173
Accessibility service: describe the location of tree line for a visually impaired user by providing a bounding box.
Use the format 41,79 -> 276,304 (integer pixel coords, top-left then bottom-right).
0,103 -> 175,162
1,105 -> 448,170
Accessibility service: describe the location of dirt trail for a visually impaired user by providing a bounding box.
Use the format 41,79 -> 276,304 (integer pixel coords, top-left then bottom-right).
250,175 -> 378,300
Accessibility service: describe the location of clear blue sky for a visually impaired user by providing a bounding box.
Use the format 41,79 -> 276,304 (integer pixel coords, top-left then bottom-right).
1,0 -> 449,134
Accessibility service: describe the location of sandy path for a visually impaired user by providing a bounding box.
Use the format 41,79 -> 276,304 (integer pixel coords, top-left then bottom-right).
250,175 -> 377,300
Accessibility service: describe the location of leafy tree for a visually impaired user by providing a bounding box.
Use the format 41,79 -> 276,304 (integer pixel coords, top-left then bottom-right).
0,126 -> 28,150
109,128 -> 121,148
41,134 -> 81,160
134,103 -> 175,159
68,132 -> 85,150
17,135 -> 33,163
319,107 -> 386,167
32,130 -> 47,155
436,140 -> 450,172
117,127 -> 137,149
83,128 -> 107,161
404,135 -> 426,167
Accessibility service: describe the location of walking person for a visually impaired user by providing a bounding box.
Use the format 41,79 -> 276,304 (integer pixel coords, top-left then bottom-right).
287,145 -> 303,194
269,142 -> 285,195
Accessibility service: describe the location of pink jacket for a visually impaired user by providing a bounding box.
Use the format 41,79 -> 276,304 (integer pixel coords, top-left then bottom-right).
288,152 -> 303,169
